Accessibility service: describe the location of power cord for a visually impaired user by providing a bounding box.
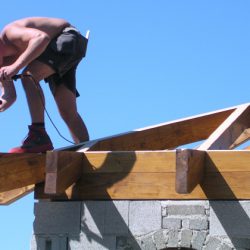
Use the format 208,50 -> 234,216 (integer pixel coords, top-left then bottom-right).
12,73 -> 75,145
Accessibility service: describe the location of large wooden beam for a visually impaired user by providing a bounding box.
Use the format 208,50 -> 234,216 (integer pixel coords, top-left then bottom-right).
176,149 -> 205,194
45,151 -> 83,194
0,153 -> 45,193
35,150 -> 250,200
71,105 -> 236,152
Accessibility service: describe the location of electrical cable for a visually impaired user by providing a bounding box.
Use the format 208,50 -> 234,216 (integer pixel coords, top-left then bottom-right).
12,74 -> 75,145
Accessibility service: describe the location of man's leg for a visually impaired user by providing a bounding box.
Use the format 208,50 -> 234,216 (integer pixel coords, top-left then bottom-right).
9,60 -> 56,153
53,84 -> 89,144
21,60 -> 55,123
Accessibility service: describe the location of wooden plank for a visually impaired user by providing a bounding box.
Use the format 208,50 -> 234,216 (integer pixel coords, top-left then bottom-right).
0,153 -> 45,192
82,151 -> 176,173
35,150 -> 250,200
73,106 -> 237,152
198,104 -> 250,150
44,151 -> 176,195
34,171 -> 250,200
0,185 -> 34,205
206,150 -> 250,172
45,151 -> 83,194
176,149 -> 205,194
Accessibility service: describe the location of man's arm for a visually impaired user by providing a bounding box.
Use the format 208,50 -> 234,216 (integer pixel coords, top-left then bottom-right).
0,25 -> 51,80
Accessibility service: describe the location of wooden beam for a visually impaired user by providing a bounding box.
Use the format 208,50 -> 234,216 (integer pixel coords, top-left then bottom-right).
67,105 -> 236,152
198,104 -> 250,150
35,150 -> 250,200
0,185 -> 34,205
0,153 -> 45,192
176,149 -> 205,194
45,151 -> 83,194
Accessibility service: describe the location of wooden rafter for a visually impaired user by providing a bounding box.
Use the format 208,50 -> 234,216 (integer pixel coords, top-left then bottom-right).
198,104 -> 250,150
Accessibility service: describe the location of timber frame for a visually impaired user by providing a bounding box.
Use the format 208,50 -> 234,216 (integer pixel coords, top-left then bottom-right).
1,103 -> 250,204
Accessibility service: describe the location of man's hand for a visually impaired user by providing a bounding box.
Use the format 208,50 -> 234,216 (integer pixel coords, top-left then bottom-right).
0,64 -> 19,81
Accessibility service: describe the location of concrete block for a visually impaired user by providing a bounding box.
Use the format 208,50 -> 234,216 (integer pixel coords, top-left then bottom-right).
210,201 -> 250,237
140,235 -> 156,250
230,237 -> 250,249
34,201 -> 81,234
129,201 -> 161,235
161,200 -> 209,208
162,217 -> 181,230
69,233 -> 116,250
180,229 -> 192,248
104,201 -> 129,235
81,201 -> 106,236
167,205 -> 205,216
116,236 -> 141,250
191,231 -> 207,250
30,235 -> 67,250
153,230 -> 168,249
204,236 -> 222,250
219,243 -> 233,250
167,230 -> 179,248
189,217 -> 208,230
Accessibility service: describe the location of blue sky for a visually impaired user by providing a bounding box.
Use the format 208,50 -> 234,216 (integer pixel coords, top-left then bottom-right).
0,1 -> 250,249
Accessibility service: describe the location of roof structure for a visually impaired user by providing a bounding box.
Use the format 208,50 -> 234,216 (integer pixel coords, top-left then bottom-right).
1,103 -> 250,205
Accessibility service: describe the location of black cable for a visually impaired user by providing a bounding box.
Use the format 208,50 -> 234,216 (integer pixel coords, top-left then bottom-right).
13,74 -> 75,145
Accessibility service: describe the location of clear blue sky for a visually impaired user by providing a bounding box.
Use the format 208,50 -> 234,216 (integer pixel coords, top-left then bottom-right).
0,1 -> 250,249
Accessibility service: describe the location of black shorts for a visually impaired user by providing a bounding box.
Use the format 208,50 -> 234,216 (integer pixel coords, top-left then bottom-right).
36,26 -> 88,97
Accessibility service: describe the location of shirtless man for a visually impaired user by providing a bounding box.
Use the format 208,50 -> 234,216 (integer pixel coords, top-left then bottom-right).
0,17 -> 89,153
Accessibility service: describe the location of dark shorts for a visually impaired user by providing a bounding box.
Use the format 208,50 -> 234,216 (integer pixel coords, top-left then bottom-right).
36,26 -> 88,97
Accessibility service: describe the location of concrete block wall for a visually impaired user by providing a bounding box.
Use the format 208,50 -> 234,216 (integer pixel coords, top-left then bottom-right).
31,200 -> 250,250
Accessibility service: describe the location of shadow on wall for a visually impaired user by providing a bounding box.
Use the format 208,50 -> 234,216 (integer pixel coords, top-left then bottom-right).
201,155 -> 250,249
69,151 -> 142,249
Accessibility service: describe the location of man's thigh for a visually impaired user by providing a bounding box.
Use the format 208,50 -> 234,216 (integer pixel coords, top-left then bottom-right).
22,60 -> 56,82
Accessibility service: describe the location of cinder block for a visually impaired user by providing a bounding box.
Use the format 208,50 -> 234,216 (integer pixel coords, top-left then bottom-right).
81,201 -> 106,236
30,235 -> 67,250
153,230 -> 168,249
167,230 -> 179,248
116,236 -> 141,250
140,235 -> 156,250
191,231 -> 207,250
167,205 -> 205,216
189,217 -> 208,230
104,201 -> 129,235
210,201 -> 250,238
204,236 -> 222,250
34,201 -> 81,234
69,233 -> 116,250
180,229 -> 192,248
129,201 -> 161,235
162,217 -> 181,230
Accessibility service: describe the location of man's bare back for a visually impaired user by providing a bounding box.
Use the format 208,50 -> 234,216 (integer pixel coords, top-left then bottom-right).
0,17 -> 71,111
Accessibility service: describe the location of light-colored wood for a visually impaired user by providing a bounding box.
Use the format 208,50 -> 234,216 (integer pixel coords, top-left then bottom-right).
206,150 -> 250,172
230,128 -> 250,149
0,153 -> 45,192
176,149 -> 205,194
35,150 -> 250,200
198,104 -> 250,150
45,151 -> 83,194
59,105 -> 238,152
0,185 -> 34,205
34,171 -> 250,200
82,151 -> 176,173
